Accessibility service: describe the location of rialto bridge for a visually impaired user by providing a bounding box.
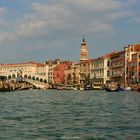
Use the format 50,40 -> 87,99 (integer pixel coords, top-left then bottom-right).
0,71 -> 49,89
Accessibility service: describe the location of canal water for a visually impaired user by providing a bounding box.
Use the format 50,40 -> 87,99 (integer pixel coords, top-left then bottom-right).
0,90 -> 140,140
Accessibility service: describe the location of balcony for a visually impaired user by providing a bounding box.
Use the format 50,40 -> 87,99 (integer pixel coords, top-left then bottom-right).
80,77 -> 85,80
112,64 -> 123,68
111,73 -> 122,77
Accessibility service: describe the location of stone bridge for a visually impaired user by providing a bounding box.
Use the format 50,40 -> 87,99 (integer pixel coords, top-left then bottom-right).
0,72 -> 49,89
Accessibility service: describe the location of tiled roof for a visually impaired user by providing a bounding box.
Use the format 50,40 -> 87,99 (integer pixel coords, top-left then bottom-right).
0,61 -> 45,67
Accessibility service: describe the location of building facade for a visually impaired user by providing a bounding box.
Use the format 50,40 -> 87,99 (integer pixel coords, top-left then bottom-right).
0,61 -> 46,78
90,53 -> 113,89
64,63 -> 80,86
127,52 -> 140,85
124,44 -> 140,86
79,60 -> 91,88
53,61 -> 72,85
46,59 -> 60,85
110,50 -> 125,87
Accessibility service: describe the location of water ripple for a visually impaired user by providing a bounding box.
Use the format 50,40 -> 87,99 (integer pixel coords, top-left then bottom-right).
0,90 -> 140,140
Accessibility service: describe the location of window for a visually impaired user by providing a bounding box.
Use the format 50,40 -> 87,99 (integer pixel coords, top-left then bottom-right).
107,70 -> 110,77
107,61 -> 110,67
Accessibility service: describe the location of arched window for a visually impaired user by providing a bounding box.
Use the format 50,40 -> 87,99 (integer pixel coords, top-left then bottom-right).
12,74 -> 16,78
28,75 -> 31,79
24,74 -> 27,78
107,61 -> 110,67
36,77 -> 39,81
107,70 -> 110,77
32,76 -> 35,80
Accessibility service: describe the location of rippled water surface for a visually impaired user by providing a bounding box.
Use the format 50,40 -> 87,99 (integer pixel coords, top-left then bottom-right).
0,90 -> 140,140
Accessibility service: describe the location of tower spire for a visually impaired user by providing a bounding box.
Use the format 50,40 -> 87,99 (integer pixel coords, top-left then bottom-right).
82,36 -> 85,43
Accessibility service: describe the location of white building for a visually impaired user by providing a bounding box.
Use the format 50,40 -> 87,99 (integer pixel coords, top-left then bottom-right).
90,52 -> 115,89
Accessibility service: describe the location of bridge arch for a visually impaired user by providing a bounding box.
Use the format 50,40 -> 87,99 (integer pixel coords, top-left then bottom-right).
40,78 -> 43,82
24,74 -> 27,78
12,74 -> 16,79
32,76 -> 35,80
8,75 -> 12,80
36,77 -> 39,81
28,75 -> 31,79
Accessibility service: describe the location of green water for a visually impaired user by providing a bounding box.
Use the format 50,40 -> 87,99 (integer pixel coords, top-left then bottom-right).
0,90 -> 140,140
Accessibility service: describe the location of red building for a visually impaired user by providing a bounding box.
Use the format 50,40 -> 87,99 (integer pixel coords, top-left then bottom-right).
128,52 -> 140,85
124,44 -> 140,86
53,61 -> 72,85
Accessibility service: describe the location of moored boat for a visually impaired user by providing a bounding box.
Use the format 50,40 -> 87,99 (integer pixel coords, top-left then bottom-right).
0,87 -> 12,92
79,87 -> 84,90
105,87 -> 119,92
63,85 -> 74,90
123,87 -> 131,91
57,86 -> 63,90
105,82 -> 120,92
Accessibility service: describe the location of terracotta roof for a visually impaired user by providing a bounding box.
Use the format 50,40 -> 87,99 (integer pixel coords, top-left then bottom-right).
0,61 -> 45,67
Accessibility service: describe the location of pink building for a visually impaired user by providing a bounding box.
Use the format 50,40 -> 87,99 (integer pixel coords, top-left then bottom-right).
124,44 -> 140,86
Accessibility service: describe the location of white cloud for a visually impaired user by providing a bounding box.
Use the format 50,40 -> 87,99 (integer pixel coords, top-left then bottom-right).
17,20 -> 46,37
0,7 -> 7,27
60,0 -> 123,12
0,7 -> 6,15
0,32 -> 14,44
0,0 -> 138,46
104,11 -> 133,21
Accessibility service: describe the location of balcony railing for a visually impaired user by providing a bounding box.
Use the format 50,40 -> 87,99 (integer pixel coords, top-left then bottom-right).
112,64 -> 123,68
111,73 -> 122,77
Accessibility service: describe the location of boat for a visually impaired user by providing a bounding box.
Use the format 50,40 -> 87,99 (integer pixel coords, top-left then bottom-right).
0,87 -> 12,92
63,85 -> 74,90
73,87 -> 78,90
79,87 -> 84,90
105,82 -> 120,92
85,85 -> 92,90
123,87 -> 131,91
57,86 -> 63,90
105,87 -> 119,92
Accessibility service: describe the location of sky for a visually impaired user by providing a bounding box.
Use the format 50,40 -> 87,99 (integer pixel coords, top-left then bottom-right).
0,0 -> 140,63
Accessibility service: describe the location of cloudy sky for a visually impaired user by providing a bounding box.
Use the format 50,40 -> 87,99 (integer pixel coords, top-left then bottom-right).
0,0 -> 140,63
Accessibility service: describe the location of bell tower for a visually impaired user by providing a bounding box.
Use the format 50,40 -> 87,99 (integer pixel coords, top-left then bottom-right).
80,37 -> 88,61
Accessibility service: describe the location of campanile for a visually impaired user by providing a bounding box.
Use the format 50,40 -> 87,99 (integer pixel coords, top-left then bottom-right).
80,37 -> 88,61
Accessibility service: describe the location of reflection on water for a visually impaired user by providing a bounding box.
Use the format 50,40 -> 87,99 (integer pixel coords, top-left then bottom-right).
0,90 -> 140,140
